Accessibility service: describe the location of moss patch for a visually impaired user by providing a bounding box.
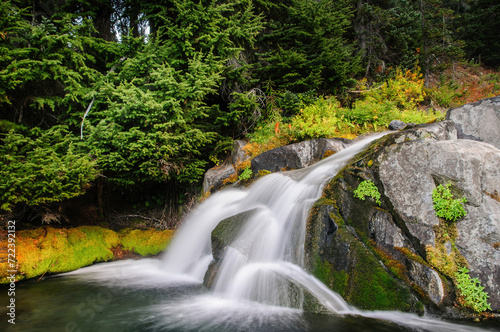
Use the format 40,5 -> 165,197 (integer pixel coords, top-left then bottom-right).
119,228 -> 174,256
309,226 -> 415,313
425,218 -> 468,278
5,227 -> 119,281
0,226 -> 174,284
345,234 -> 413,311
313,258 -> 349,297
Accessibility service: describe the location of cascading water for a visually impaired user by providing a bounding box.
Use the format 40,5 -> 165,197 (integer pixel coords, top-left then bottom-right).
161,133 -> 387,312
51,133 -> 492,332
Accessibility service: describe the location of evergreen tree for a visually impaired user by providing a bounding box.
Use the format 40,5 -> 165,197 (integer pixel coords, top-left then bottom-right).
351,0 -> 422,77
256,0 -> 361,93
0,1 -> 120,128
0,124 -> 98,214
418,0 -> 464,83
458,0 -> 500,66
84,0 -> 263,187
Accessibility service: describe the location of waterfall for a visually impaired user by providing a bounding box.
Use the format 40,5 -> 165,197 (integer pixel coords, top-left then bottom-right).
161,133 -> 387,310
63,132 -> 489,332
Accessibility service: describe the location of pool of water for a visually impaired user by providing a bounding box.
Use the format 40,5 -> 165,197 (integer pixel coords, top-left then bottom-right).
1,259 -> 496,332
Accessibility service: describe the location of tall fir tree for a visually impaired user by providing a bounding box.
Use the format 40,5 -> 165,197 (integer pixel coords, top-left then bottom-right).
256,0 -> 361,93
84,0 -> 263,187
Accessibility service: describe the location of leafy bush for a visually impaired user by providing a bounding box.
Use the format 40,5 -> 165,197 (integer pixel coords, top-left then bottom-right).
432,184 -> 467,222
371,68 -> 426,111
455,267 -> 492,313
344,67 -> 437,130
244,68 -> 442,158
353,180 -> 381,205
0,126 -> 98,212
289,97 -> 349,140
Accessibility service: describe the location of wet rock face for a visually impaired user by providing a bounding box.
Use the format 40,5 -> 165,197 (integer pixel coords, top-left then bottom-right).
368,210 -> 407,249
446,96 -> 500,149
251,138 -> 351,174
204,208 -> 260,288
407,260 -> 445,305
305,204 -> 422,313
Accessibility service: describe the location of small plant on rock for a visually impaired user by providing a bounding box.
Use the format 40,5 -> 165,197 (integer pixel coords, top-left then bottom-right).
432,184 -> 467,222
238,167 -> 253,181
455,267 -> 492,313
353,180 -> 381,205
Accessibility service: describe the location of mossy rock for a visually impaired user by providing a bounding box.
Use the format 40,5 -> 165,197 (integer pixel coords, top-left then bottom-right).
9,226 -> 119,281
119,228 -> 174,257
0,226 -> 175,284
308,223 -> 421,313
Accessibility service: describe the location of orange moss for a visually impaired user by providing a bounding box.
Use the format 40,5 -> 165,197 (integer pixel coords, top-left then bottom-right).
222,173 -> 238,185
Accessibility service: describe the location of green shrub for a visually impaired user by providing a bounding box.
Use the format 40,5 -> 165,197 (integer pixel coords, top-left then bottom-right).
432,184 -> 467,222
0,126 -> 98,213
289,97 -> 348,140
455,267 -> 492,313
238,167 -> 253,181
353,180 -> 381,205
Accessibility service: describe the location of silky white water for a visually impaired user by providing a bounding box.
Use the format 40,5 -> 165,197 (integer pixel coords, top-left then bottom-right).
59,133 -> 492,332
162,133 -> 388,310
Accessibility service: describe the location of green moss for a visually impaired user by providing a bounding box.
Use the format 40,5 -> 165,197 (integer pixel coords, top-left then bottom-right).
347,240 -> 412,311
10,227 -> 119,281
0,226 -> 175,284
257,169 -> 271,177
314,197 -> 335,207
369,240 -> 409,283
395,247 -> 428,266
313,258 -> 333,285
309,226 -> 414,313
311,258 -> 349,299
119,228 -> 174,256
426,218 -> 467,278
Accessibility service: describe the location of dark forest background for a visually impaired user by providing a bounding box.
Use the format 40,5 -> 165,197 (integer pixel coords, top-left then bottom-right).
1,0 -> 499,228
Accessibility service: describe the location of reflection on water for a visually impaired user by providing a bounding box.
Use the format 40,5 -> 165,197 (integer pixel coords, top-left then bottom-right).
0,259 -> 496,332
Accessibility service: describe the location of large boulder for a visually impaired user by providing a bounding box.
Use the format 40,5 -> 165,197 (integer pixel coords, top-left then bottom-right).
203,137 -> 351,193
306,120 -> 500,314
379,138 -> 500,310
446,96 -> 500,149
251,138 -> 351,174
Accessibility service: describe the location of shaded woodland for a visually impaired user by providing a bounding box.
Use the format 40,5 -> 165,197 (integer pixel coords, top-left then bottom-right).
1,0 -> 499,227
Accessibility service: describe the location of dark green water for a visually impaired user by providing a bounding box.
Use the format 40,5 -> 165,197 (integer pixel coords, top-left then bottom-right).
1,260 -> 497,332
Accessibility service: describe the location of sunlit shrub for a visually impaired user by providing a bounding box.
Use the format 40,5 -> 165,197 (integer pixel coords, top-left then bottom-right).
289,97 -> 347,140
